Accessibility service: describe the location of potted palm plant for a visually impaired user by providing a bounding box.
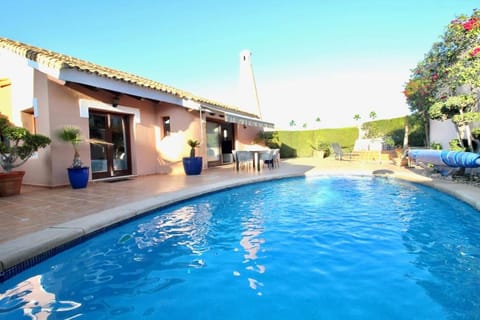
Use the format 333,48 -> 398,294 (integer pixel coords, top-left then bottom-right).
0,116 -> 51,196
56,126 -> 90,189
182,139 -> 202,175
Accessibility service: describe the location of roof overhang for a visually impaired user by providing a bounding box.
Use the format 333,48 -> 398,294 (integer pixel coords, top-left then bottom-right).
1,38 -> 273,125
224,112 -> 274,128
200,105 -> 274,128
60,69 -> 185,106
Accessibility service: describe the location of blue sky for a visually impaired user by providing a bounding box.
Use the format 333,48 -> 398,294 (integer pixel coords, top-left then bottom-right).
1,0 -> 479,128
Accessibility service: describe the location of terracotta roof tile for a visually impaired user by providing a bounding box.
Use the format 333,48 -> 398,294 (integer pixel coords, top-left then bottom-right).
0,37 -> 259,118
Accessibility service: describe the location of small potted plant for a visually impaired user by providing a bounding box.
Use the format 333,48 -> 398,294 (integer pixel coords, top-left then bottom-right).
394,148 -> 409,167
56,125 -> 90,189
182,139 -> 202,175
0,116 -> 51,196
311,142 -> 330,159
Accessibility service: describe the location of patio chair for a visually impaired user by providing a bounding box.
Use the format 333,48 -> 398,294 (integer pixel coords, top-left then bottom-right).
272,148 -> 280,168
258,149 -> 274,169
234,151 -> 254,171
331,143 -> 357,160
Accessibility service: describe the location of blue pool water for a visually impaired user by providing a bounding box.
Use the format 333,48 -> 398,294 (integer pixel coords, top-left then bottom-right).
1,176 -> 480,319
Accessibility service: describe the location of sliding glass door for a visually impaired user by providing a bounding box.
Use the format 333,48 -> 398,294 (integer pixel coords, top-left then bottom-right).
89,111 -> 131,179
206,121 -> 221,164
206,121 -> 235,166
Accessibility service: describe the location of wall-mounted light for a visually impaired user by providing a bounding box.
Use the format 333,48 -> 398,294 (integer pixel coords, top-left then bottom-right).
112,96 -> 120,108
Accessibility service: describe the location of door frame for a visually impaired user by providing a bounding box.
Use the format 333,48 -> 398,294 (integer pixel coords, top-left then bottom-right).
89,110 -> 132,180
206,119 -> 235,167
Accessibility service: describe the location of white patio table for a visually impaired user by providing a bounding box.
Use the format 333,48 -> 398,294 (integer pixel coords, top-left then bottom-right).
235,147 -> 272,172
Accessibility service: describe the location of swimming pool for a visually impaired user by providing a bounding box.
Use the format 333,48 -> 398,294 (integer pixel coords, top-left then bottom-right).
1,176 -> 479,319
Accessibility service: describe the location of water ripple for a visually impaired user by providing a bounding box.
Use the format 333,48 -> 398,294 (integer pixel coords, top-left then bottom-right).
1,177 -> 480,319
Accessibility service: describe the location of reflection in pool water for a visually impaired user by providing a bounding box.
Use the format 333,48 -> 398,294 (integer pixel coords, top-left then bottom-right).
1,176 -> 479,319
0,275 -> 80,318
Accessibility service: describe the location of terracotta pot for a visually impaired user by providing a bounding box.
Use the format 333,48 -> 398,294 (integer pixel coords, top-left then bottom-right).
0,171 -> 26,196
313,150 -> 325,159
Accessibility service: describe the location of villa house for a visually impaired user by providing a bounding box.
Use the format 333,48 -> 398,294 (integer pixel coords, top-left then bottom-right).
0,37 -> 273,187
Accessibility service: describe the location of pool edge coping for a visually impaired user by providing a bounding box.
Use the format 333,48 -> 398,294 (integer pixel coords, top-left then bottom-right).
0,171 -> 301,281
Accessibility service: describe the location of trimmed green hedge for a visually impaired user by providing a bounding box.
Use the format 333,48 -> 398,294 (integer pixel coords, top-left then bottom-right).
278,128 -> 358,158
264,115 -> 425,159
362,115 -> 425,147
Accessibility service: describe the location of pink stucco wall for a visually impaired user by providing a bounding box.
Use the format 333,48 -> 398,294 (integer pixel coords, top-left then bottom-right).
155,103 -> 202,174
235,125 -> 263,150
21,71 -> 55,185
20,72 -> 95,186
19,76 -> 216,185
4,64 -> 267,187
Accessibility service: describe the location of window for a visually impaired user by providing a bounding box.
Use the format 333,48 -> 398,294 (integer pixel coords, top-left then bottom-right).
163,116 -> 170,136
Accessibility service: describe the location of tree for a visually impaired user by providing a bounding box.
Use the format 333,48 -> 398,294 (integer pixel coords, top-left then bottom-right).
289,120 -> 296,127
404,76 -> 436,146
353,114 -> 362,138
429,94 -> 480,150
432,10 -> 480,151
405,9 -> 480,149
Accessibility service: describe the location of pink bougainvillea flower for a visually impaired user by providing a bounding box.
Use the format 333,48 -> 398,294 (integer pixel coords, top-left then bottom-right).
469,47 -> 480,57
463,17 -> 480,31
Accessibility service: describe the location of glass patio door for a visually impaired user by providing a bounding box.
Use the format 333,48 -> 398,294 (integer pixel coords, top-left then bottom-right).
89,111 -> 131,179
206,121 -> 221,164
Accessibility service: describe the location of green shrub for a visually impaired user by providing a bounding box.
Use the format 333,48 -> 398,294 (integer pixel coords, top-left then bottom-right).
472,128 -> 480,139
430,142 -> 442,150
311,142 -> 331,158
449,139 -> 465,151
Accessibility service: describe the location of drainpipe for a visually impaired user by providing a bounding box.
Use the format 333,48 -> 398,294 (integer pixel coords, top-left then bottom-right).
199,106 -> 206,169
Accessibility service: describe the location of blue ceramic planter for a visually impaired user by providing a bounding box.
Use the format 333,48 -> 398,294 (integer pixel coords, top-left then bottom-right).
182,157 -> 203,175
67,167 -> 89,189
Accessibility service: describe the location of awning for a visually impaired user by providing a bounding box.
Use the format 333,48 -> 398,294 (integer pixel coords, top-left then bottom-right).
199,105 -> 274,129
224,112 -> 274,129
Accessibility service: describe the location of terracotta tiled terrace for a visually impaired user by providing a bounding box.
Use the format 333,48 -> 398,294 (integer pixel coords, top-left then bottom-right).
1,158 -> 479,280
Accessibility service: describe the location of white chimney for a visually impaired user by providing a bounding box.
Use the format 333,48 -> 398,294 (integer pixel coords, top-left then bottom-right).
238,50 -> 262,117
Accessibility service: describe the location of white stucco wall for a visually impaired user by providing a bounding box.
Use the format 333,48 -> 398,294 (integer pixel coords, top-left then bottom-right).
430,118 -> 480,150
429,119 -> 457,149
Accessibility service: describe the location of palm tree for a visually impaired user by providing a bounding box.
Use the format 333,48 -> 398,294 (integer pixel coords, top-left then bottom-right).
353,114 -> 362,138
